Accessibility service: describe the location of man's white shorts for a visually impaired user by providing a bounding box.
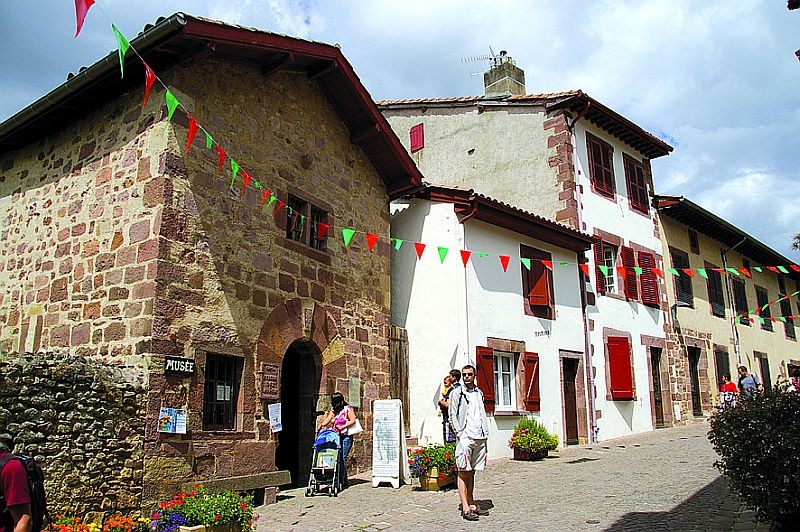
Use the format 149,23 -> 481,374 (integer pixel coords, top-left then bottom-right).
455,435 -> 487,471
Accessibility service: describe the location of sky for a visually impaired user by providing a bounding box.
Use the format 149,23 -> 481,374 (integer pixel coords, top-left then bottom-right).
1,1 -> 798,258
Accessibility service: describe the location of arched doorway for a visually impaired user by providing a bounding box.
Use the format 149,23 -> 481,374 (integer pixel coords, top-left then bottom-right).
275,339 -> 322,487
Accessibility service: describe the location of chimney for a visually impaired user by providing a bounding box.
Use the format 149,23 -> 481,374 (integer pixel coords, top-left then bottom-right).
483,51 -> 525,97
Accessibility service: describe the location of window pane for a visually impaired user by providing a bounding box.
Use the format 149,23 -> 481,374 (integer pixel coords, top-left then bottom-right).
502,373 -> 511,405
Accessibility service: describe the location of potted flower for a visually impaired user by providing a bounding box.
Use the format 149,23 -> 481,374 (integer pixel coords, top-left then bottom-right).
407,443 -> 457,490
150,485 -> 256,532
508,418 -> 559,460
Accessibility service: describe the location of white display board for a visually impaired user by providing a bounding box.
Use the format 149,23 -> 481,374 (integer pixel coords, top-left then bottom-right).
371,399 -> 409,488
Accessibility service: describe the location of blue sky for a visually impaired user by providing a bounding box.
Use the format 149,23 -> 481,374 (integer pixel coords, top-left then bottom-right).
1,1 -> 798,257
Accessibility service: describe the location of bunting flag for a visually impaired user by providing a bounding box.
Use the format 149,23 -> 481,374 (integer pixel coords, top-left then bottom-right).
579,263 -> 590,277
725,268 -> 740,276
792,265 -> 800,273
288,210 -> 298,233
753,266 -> 763,273
205,130 -> 213,149
460,250 -> 472,267
165,91 -> 179,122
142,62 -> 156,109
739,267 -> 751,278
112,25 -> 130,78
667,268 -> 680,276
392,238 -> 404,251
259,189 -> 270,206
266,194 -> 277,208
520,258 -> 531,270
634,267 -> 643,276
475,252 -> 489,258
242,171 -> 251,193
216,146 -> 226,175
438,246 -> 449,264
598,265 -> 609,277
366,233 -> 379,252
272,200 -> 285,216
697,268 -> 708,280
778,266 -> 790,274
74,0 -> 95,38
683,268 -> 695,278
541,260 -> 552,270
652,267 -> 663,278
499,255 -> 511,272
185,117 -> 199,153
617,266 -> 627,279
414,242 -> 426,259
341,228 -> 356,247
317,222 -> 330,239
229,159 -> 240,189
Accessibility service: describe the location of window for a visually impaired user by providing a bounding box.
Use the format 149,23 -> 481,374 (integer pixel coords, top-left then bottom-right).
621,246 -> 638,301
705,262 -> 725,318
624,155 -> 649,213
285,193 -> 329,252
603,245 -> 618,294
521,245 -> 554,319
607,336 -> 634,400
778,277 -> 787,295
586,133 -> 615,197
780,298 -> 795,340
688,229 -> 700,254
756,286 -> 772,331
714,349 -> 731,389
593,237 -> 616,295
203,354 -> 242,431
638,251 -> 659,307
732,278 -> 749,326
476,347 -> 539,413
670,248 -> 693,307
410,123 -> 424,153
756,353 -> 771,385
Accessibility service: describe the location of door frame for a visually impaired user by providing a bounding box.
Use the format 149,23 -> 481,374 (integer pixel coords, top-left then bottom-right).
559,350 -> 588,445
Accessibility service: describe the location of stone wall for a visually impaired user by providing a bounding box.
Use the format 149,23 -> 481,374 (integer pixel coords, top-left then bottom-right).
0,352 -> 146,515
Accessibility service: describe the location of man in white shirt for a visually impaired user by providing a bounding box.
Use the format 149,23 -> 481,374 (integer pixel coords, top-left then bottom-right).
448,364 -> 490,521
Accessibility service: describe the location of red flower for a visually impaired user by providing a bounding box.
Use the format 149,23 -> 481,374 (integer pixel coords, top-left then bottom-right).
151,514 -> 159,520
444,453 -> 452,460
159,502 -> 166,509
241,502 -> 247,510
214,514 -> 221,522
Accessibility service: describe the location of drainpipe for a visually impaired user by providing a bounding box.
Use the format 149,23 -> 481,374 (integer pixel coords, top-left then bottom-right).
458,195 -> 478,364
721,236 -> 747,366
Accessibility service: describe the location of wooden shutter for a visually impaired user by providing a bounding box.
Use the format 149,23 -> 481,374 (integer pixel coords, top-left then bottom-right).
707,267 -> 725,317
621,246 -> 638,300
476,346 -> 495,414
528,261 -> 550,306
587,134 -> 615,196
608,336 -> 634,400
593,236 -> 606,295
410,123 -> 424,153
523,352 -> 540,412
625,158 -> 648,212
638,251 -> 659,307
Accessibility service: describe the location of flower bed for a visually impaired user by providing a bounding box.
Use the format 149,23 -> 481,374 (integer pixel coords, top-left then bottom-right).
508,417 -> 559,459
408,443 -> 456,489
151,486 -> 255,532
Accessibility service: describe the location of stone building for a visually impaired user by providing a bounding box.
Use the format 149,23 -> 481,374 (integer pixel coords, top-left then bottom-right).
0,13 -> 422,510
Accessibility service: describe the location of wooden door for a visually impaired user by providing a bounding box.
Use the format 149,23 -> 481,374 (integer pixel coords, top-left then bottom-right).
563,358 -> 579,445
688,347 -> 702,416
650,348 -> 665,428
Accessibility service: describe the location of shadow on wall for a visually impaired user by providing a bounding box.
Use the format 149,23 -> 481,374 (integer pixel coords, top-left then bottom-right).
390,200 -> 429,328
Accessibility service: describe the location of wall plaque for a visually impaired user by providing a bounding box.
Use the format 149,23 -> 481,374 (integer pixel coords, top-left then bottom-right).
164,356 -> 196,376
260,363 -> 281,400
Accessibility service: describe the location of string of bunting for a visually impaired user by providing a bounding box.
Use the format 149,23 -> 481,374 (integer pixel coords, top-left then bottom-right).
73,1 -> 800,322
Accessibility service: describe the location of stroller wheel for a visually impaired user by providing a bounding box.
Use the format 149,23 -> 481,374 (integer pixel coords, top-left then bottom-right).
305,487 -> 312,497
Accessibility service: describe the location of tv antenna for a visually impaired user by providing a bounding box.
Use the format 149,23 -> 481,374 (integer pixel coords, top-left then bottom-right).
461,46 -> 497,77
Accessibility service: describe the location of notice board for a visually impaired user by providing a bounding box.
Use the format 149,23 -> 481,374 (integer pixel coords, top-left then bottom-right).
371,399 -> 409,488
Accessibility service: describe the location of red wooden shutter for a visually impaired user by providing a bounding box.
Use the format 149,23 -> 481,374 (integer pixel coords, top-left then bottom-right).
608,336 -> 634,400
621,246 -> 638,300
638,251 -> 659,307
593,236 -> 606,295
410,123 -> 424,153
476,346 -> 495,414
528,261 -> 550,306
523,352 -> 540,412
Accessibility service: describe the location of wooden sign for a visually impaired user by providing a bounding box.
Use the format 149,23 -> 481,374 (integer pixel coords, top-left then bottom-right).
371,399 -> 409,489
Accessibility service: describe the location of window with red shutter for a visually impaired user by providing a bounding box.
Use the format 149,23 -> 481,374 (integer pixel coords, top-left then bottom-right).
621,246 -> 638,301
593,236 -> 606,295
624,155 -> 649,213
637,251 -> 659,307
608,336 -> 634,400
476,346 -> 495,414
523,352 -> 540,412
410,123 -> 424,153
520,244 -> 554,319
586,133 -> 615,198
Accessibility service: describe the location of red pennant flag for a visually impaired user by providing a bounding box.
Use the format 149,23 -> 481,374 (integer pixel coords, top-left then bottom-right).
617,266 -> 627,279
652,267 -> 663,278
242,171 -> 251,193
499,255 -> 511,272
74,0 -> 95,37
273,200 -> 285,216
542,260 -> 553,270
365,233 -> 379,252
791,265 -> 800,273
142,62 -> 156,109
317,223 -> 330,239
682,268 -> 695,278
259,189 -> 270,206
712,267 -> 725,274
289,212 -> 299,233
770,317 -> 777,322
767,266 -> 780,273
216,146 -> 226,175
414,242 -> 426,259
749,317 -> 755,323
185,117 -> 199,153
460,250 -> 472,267
739,267 -> 751,278
579,263 -> 590,277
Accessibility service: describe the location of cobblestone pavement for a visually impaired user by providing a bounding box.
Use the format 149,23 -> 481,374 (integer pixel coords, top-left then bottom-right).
256,421 -> 768,531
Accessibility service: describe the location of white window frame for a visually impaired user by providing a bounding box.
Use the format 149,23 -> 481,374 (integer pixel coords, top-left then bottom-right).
493,352 -> 516,410
603,245 -> 618,294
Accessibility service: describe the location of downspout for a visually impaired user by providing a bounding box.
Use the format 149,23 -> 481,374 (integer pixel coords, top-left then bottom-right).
459,196 -> 479,364
566,109 -> 599,443
721,236 -> 747,366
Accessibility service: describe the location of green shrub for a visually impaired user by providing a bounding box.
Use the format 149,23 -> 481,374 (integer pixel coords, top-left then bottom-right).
708,385 -> 800,526
508,417 -> 559,452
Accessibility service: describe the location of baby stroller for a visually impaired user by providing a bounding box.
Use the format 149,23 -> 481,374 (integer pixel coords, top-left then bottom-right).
306,428 -> 341,497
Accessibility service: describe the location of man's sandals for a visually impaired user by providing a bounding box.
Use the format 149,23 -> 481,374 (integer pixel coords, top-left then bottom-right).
462,506 -> 489,521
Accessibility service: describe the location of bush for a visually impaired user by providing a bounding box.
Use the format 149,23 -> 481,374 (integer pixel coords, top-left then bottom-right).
708,385 -> 800,526
407,443 -> 456,480
508,417 -> 559,453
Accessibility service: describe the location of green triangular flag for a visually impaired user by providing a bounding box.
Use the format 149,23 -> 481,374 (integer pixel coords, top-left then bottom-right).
298,214 -> 305,238
165,91 -> 180,122
520,258 -> 531,270
205,130 -> 213,149
697,268 -> 708,279
560,261 -> 569,267
342,228 -> 356,247
475,252 -> 489,258
726,268 -> 740,276
391,238 -> 404,250
667,268 -> 680,276
437,246 -> 449,264
756,316 -> 765,325
112,24 -> 130,78
254,182 -> 262,190
778,266 -> 790,274
777,316 -> 787,323
230,159 -> 240,189
753,266 -> 763,273
598,265 -> 609,276
267,194 -> 276,208
634,267 -> 643,275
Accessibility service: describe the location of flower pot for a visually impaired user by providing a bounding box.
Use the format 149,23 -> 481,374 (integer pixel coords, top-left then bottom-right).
512,448 -> 548,461
419,467 -> 456,490
179,524 -> 242,532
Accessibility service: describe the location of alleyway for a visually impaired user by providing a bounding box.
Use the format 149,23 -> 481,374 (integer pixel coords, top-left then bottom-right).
256,421 -> 765,531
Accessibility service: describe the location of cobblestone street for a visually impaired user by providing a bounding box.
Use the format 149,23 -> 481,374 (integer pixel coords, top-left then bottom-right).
256,420 -> 767,531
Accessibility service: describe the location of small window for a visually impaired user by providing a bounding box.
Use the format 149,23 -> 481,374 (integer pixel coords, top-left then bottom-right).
688,229 -> 700,254
286,195 -> 307,243
705,262 -> 725,318
586,133 -> 615,198
756,354 -> 771,385
521,245 -> 554,319
778,277 -> 787,295
756,286 -> 772,331
670,248 -> 693,307
285,193 -> 329,251
410,123 -> 424,153
310,205 -> 328,252
732,278 -> 749,326
714,350 -> 731,390
624,155 -> 649,213
780,298 -> 795,340
608,336 -> 634,400
203,354 -> 242,431
493,353 -> 516,410
603,245 -> 618,294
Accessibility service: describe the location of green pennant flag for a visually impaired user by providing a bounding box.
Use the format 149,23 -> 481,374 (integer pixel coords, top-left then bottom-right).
667,268 -> 680,276
391,238 -> 404,250
342,228 -> 356,247
777,316 -> 787,323
560,261 -> 569,267
756,316 -> 765,325
726,268 -> 740,276
254,182 -> 262,190
165,90 -> 180,122
230,160 -> 240,189
112,24 -> 130,78
205,130 -> 213,149
267,194 -> 277,208
437,246 -> 449,264
753,266 -> 763,273
598,265 -> 609,276
778,266 -> 790,274
476,252 -> 489,258
298,214 -> 305,238
697,268 -> 708,279
634,267 -> 643,275
520,258 -> 531,270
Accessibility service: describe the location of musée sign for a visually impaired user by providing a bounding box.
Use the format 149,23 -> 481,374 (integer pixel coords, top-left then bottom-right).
164,356 -> 196,375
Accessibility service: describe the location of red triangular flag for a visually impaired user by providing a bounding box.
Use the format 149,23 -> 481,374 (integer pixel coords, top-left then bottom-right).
317,223 -> 330,239
579,263 -> 590,277
683,268 -> 695,278
542,260 -> 553,270
460,250 -> 472,267
414,242 -> 426,259
259,189 -> 270,206
767,266 -> 780,273
791,265 -> 800,273
74,0 -> 95,38
242,171 -> 251,193
216,146 -> 226,175
289,211 -> 299,233
739,267 -> 751,278
617,266 -> 627,279
366,233 -> 379,252
142,62 -> 156,109
185,117 -> 199,153
499,255 -> 510,272
770,317 -> 777,322
652,267 -> 663,278
273,200 -> 285,216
